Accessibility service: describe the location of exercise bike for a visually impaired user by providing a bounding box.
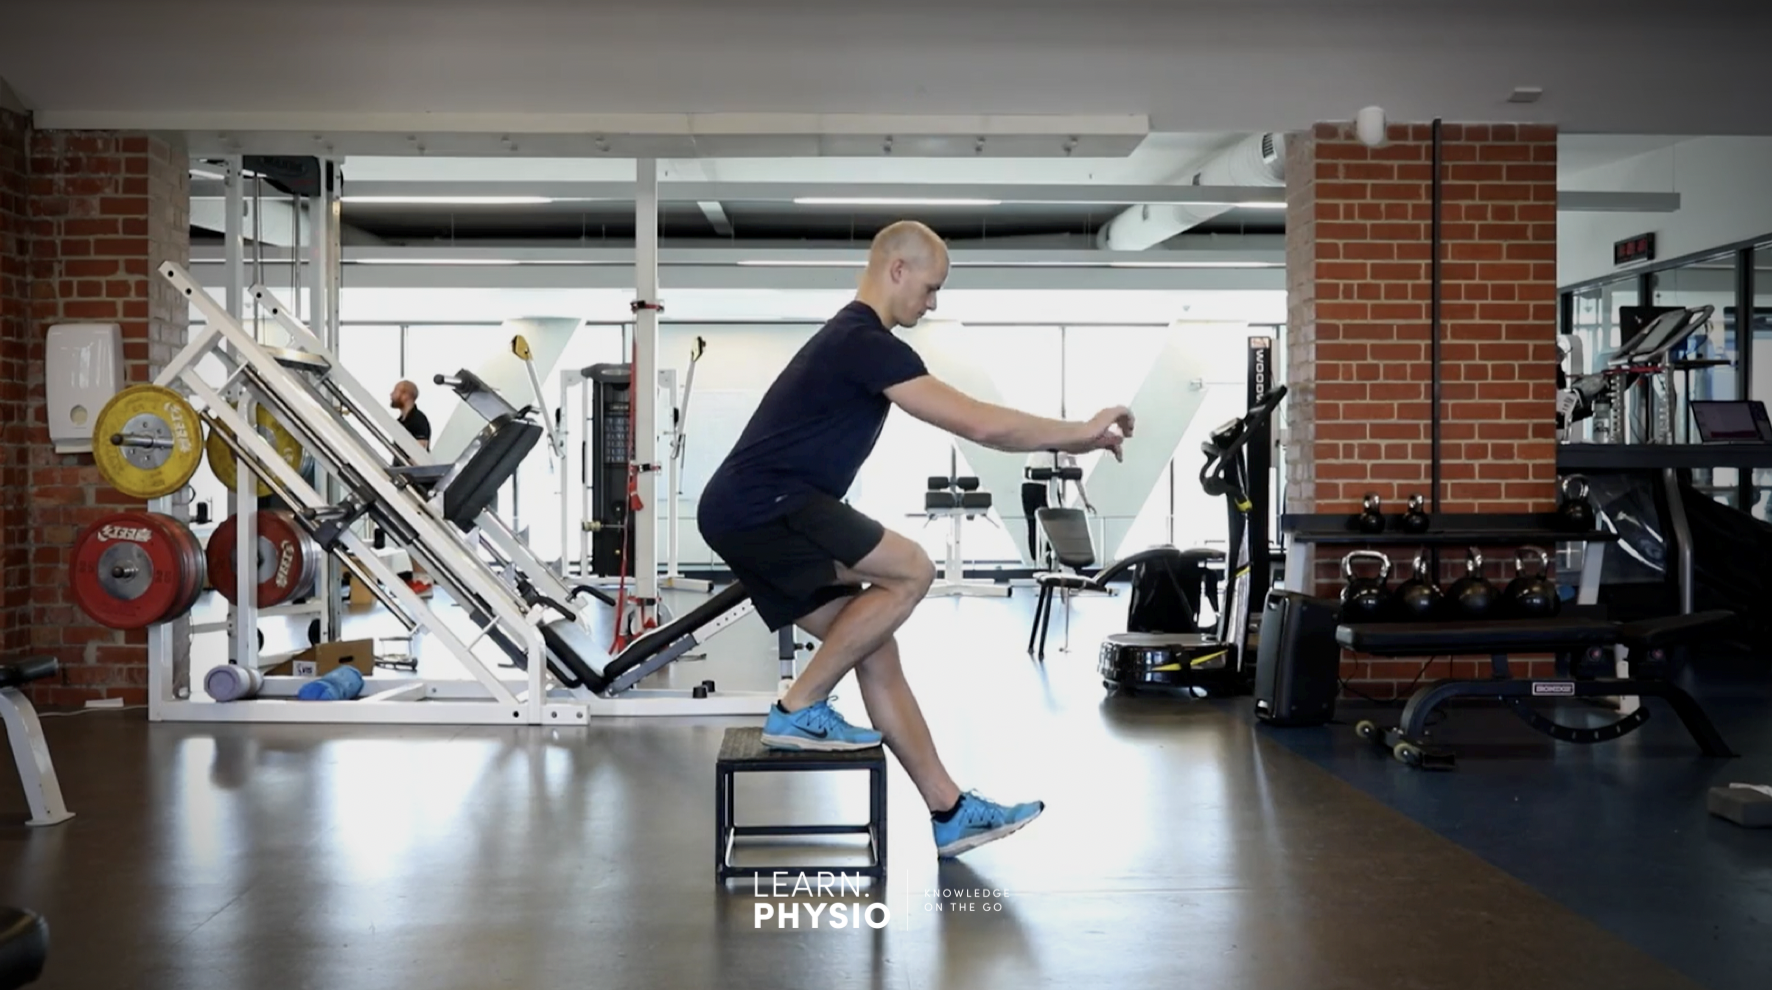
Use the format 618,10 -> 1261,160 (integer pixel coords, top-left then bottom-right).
1098,384 -> 1289,696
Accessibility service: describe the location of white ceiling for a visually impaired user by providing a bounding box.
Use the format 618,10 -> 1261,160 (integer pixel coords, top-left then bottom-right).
3,0 -> 1769,144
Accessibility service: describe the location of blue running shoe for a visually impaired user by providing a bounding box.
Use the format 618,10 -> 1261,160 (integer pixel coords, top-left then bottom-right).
932,792 -> 1045,858
760,697 -> 883,752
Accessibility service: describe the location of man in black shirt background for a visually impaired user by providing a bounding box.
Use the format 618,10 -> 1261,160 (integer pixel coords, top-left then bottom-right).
389,379 -> 431,450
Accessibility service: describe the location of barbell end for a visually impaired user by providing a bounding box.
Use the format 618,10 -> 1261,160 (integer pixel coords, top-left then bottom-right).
110,432 -> 176,450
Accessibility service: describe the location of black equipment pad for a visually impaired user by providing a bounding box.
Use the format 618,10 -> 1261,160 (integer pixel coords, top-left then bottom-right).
600,582 -> 752,686
1337,617 -> 1624,655
0,656 -> 57,690
0,906 -> 48,990
1619,610 -> 1734,648
441,417 -> 542,530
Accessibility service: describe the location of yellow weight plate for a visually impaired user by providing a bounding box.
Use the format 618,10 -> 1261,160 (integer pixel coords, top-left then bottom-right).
207,404 -> 304,497
91,385 -> 206,499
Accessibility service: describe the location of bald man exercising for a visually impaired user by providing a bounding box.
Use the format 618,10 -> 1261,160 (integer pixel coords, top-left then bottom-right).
698,221 -> 1134,859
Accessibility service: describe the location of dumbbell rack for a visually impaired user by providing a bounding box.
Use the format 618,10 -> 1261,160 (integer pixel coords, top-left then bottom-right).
144,261 -> 582,725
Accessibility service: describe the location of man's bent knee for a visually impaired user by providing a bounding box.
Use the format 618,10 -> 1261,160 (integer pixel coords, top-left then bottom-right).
841,530 -> 935,594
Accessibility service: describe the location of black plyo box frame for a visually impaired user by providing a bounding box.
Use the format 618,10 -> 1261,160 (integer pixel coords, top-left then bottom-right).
714,727 -> 887,883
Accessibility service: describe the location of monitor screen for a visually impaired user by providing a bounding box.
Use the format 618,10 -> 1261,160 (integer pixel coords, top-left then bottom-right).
1691,400 -> 1772,442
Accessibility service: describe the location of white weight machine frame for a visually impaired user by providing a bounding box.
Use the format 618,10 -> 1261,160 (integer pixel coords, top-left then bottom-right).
143,260 -> 779,724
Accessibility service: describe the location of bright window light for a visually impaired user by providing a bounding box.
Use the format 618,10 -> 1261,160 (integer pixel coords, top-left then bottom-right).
351,258 -> 522,266
341,196 -> 555,205
792,197 -> 1003,207
736,259 -> 866,268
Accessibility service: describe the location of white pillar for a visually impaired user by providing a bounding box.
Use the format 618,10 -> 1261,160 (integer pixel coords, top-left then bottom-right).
311,159 -> 343,643
633,159 -> 660,609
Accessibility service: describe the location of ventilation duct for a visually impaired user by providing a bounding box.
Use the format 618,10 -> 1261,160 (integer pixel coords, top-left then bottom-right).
1095,132 -> 1287,251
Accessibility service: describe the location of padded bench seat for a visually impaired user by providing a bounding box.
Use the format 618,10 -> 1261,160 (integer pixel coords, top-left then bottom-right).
1338,617 -> 1623,655
1337,610 -> 1736,657
0,907 -> 47,990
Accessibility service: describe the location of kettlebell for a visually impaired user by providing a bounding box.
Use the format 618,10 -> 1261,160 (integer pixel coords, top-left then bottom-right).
1558,475 -> 1596,532
1355,492 -> 1387,533
1393,549 -> 1445,621
1400,493 -> 1431,534
1504,545 -> 1561,618
1446,548 -> 1496,619
1340,550 -> 1394,622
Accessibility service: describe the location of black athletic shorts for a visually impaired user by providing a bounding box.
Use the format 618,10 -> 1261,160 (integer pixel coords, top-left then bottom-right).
702,492 -> 884,632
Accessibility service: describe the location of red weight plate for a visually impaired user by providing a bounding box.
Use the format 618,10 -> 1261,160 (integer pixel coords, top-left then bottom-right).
146,513 -> 194,625
70,511 -> 186,630
160,515 -> 206,623
258,511 -> 314,606
206,511 -> 315,607
205,514 -> 242,605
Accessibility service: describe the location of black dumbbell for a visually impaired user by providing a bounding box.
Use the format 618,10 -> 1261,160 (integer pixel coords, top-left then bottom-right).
1504,546 -> 1561,618
1446,548 -> 1497,619
1340,550 -> 1394,622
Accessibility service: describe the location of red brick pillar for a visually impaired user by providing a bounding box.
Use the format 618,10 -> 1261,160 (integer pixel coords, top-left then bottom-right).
1285,121 -> 1560,696
0,108 -> 31,666
19,128 -> 190,707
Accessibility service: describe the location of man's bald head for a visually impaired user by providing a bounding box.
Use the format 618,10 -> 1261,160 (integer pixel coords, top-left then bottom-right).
389,379 -> 419,411
867,220 -> 946,273
859,220 -> 949,329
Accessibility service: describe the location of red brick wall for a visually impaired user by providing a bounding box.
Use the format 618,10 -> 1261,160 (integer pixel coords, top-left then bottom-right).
0,109 -> 31,664
1286,121 -> 1561,698
21,129 -> 189,707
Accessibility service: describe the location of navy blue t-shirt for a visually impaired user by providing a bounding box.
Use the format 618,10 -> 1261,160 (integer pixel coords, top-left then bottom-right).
698,302 -> 929,535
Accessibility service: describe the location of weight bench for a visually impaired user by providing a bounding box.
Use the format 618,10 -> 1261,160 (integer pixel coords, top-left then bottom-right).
1337,611 -> 1737,769
0,907 -> 47,990
0,658 -> 74,827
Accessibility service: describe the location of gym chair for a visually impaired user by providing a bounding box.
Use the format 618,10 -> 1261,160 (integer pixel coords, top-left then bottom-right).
1,657 -> 73,827
0,908 -> 47,990
1026,508 -> 1222,661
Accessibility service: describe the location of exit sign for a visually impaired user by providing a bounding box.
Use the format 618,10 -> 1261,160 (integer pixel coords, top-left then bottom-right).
1614,232 -> 1656,266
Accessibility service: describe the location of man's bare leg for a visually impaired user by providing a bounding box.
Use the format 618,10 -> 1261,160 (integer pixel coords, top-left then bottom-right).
794,598 -> 961,813
777,529 -> 934,711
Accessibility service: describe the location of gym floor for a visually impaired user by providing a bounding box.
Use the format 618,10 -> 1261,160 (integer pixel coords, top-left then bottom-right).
3,587 -> 1766,990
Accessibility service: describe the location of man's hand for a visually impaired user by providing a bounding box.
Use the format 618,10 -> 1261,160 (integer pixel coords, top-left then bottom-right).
1065,406 -> 1135,461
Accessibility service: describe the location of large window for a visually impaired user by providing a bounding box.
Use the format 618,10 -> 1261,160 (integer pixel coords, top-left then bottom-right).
318,317 -> 1282,577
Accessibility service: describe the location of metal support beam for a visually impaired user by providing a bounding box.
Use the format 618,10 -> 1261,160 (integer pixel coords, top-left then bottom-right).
194,180 -> 1683,214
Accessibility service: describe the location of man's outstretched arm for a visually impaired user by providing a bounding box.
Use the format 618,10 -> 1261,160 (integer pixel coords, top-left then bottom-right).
885,375 -> 1134,460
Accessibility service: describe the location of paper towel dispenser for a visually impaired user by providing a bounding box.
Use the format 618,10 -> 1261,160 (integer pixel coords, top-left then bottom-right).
46,322 -> 124,454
